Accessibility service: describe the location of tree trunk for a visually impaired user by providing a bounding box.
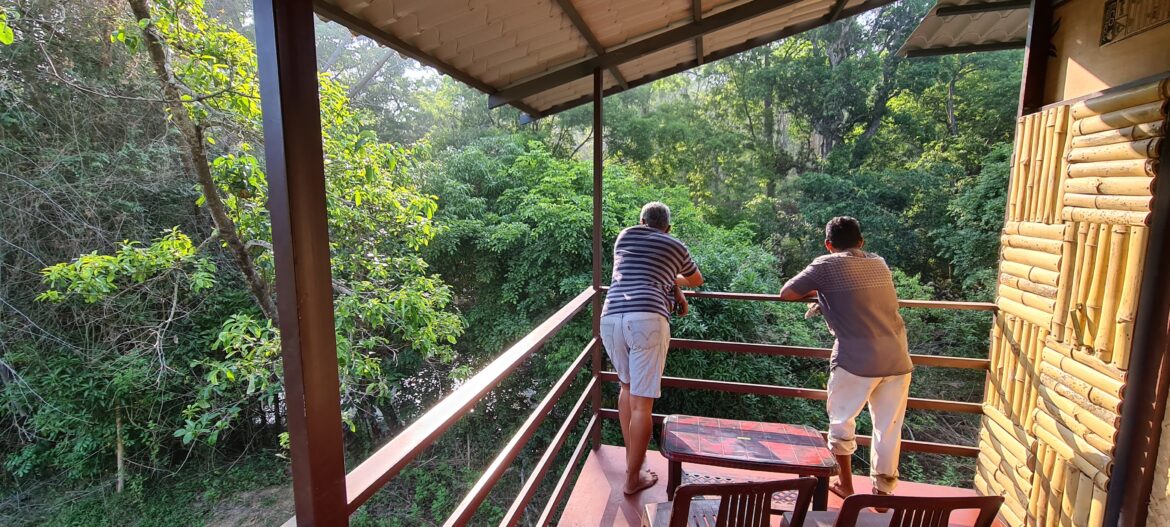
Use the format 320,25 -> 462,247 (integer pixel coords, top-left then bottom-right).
946,71 -> 960,136
128,0 -> 279,323
320,35 -> 351,73
347,50 -> 394,99
115,406 -> 125,493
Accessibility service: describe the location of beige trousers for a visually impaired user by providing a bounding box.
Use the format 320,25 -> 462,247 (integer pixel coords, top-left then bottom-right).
826,367 -> 912,494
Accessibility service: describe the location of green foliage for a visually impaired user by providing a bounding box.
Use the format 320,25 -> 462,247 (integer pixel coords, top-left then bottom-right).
0,7 -> 15,45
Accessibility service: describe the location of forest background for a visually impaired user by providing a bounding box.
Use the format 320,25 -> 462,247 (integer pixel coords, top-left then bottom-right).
0,0 -> 1020,525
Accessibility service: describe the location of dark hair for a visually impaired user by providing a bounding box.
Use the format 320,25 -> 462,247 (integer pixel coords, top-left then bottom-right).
825,216 -> 863,249
640,202 -> 671,230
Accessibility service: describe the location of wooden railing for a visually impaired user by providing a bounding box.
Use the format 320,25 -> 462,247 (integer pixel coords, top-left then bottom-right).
327,286 -> 996,526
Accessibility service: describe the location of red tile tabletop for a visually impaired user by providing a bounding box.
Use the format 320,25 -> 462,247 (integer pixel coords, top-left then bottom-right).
661,415 -> 839,475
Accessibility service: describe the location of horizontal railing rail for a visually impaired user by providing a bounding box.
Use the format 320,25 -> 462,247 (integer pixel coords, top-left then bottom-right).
600,286 -> 999,311
343,287 -> 595,512
329,286 -> 994,526
598,372 -> 983,414
670,338 -> 991,370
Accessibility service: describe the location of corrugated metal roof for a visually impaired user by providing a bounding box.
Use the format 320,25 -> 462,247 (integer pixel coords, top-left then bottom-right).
898,0 -> 1029,57
315,0 -> 900,118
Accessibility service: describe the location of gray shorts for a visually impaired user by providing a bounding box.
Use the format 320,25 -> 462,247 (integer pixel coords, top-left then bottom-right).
600,312 -> 670,398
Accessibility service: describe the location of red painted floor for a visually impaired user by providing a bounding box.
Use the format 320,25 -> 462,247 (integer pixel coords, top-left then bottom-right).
557,445 -> 997,527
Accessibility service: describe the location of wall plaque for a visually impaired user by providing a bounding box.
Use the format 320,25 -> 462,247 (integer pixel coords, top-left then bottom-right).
1101,0 -> 1170,45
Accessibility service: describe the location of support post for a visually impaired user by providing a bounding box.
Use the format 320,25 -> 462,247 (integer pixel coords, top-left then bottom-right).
254,1 -> 348,525
590,68 -> 604,450
1017,0 -> 1051,116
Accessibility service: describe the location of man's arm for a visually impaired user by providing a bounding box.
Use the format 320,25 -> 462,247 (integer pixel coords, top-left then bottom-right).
676,269 -> 703,288
780,260 -> 821,301
778,282 -> 816,301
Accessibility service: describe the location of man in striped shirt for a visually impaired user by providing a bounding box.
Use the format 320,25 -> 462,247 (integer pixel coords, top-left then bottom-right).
601,202 -> 703,494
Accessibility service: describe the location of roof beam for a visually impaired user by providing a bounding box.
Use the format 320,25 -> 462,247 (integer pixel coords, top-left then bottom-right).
490,0 -> 805,109
522,0 -> 898,120
903,39 -> 1026,57
692,0 -> 704,66
934,0 -> 1031,16
553,0 -> 628,89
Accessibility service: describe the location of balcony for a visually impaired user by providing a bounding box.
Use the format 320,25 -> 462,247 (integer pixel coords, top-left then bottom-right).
332,287 -> 997,526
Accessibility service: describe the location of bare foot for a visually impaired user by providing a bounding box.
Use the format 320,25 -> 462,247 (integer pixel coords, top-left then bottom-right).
624,469 -> 658,495
828,479 -> 854,499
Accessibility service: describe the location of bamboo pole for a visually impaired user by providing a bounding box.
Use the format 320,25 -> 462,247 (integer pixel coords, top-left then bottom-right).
1088,485 -> 1108,526
1000,274 -> 1060,298
1002,233 -> 1064,254
1055,106 -> 1073,224
1053,223 -> 1077,341
1063,207 -> 1152,226
1066,158 -> 1158,178
1047,337 -> 1128,381
1071,121 -> 1164,149
1025,112 -> 1044,221
1005,221 -> 1067,240
1069,79 -> 1170,119
1066,138 -> 1162,163
1113,226 -> 1149,370
984,405 -> 1032,462
1047,456 -> 1065,527
1060,461 -> 1078,527
1012,116 -> 1036,220
1037,396 -> 1114,453
1036,109 -> 1056,221
1030,445 -> 1049,522
999,284 -> 1057,312
1072,99 -> 1169,135
1034,414 -> 1113,476
1062,193 -> 1153,212
1009,117 -> 1028,220
1038,363 -> 1123,413
1076,224 -> 1103,347
1073,472 -> 1093,527
1035,110 -> 1054,220
1036,382 -> 1118,441
1095,225 -> 1128,359
1063,176 -> 1155,196
1042,346 -> 1126,395
1003,247 -> 1063,271
1067,223 -> 1091,344
999,297 -> 1053,328
1085,226 -> 1111,349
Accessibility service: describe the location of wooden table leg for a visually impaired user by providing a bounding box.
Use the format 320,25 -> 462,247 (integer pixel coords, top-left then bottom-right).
667,461 -> 681,500
813,476 -> 829,511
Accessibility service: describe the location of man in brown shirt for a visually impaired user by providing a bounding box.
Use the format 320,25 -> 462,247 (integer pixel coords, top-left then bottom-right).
780,216 -> 912,499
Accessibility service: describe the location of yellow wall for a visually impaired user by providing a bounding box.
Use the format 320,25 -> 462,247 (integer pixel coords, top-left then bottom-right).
1044,0 -> 1170,104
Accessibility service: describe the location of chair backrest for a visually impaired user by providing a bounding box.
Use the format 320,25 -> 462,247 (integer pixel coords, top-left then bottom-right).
833,494 -> 1005,527
669,477 -> 818,527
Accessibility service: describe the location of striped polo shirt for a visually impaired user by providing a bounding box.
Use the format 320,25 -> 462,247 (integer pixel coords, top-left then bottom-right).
602,225 -> 698,318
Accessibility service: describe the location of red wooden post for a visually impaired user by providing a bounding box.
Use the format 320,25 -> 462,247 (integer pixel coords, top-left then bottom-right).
1017,0 -> 1051,116
590,67 -> 604,450
254,0 -> 348,525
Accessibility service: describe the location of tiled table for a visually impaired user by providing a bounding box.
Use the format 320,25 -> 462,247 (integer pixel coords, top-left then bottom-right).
660,415 -> 839,511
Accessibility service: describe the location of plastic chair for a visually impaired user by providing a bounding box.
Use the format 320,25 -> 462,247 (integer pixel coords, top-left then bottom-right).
786,494 -> 1004,527
643,477 -> 818,527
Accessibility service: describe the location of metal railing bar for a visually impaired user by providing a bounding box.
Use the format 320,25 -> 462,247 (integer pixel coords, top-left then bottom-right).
500,377 -> 599,527
670,338 -> 991,370
598,286 -> 998,311
443,339 -> 597,526
597,409 -> 980,457
344,287 -> 596,511
535,415 -> 600,527
598,372 -> 983,414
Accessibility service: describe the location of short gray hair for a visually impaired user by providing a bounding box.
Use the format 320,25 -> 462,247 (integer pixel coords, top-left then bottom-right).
640,202 -> 671,230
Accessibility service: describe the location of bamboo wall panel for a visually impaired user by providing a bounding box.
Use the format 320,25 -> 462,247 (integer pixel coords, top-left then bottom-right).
979,77 -> 1167,526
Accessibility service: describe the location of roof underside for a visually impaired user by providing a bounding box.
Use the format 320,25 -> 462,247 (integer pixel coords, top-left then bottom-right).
898,0 -> 1029,57
315,0 -> 899,119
